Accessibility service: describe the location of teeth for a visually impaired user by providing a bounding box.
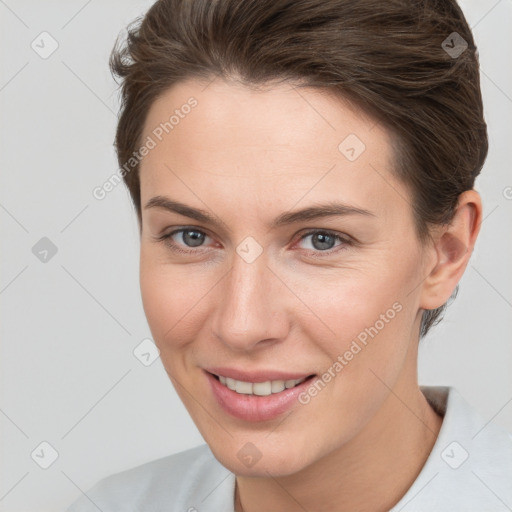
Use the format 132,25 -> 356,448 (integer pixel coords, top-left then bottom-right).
216,375 -> 307,396
253,381 -> 272,396
235,380 -> 253,394
271,380 -> 285,393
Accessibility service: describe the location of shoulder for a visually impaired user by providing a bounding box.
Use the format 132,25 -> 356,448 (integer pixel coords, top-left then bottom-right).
393,386 -> 512,512
65,444 -> 235,512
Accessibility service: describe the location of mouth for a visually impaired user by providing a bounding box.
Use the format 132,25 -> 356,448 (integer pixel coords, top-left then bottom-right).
210,372 -> 315,396
204,369 -> 317,422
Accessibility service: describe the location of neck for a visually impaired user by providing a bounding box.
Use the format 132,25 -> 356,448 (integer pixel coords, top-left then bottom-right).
235,375 -> 443,512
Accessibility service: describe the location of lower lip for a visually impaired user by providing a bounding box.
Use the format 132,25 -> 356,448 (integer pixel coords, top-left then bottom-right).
205,371 -> 315,422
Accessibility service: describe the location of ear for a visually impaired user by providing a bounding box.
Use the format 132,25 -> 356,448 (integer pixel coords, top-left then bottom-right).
419,189 -> 482,311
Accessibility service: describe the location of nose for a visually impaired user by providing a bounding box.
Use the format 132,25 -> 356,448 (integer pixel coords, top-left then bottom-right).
211,252 -> 290,352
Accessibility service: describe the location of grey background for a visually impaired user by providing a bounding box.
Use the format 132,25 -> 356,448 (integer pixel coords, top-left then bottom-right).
0,0 -> 511,510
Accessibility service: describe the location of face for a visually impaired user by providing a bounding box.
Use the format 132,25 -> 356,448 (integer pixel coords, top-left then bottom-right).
138,77 -> 431,477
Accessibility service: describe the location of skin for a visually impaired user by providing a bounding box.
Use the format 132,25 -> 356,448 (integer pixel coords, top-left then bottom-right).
138,77 -> 482,511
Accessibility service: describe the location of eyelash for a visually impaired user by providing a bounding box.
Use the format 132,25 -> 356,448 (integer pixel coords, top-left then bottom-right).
154,227 -> 352,257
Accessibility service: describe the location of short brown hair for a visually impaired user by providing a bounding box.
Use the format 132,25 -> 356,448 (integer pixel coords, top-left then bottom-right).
109,0 -> 488,338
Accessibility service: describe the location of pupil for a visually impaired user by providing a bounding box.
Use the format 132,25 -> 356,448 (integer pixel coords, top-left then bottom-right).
183,230 -> 204,247
313,233 -> 334,251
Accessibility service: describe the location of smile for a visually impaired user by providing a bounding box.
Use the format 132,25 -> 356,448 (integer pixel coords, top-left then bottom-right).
214,374 -> 309,396
205,369 -> 316,421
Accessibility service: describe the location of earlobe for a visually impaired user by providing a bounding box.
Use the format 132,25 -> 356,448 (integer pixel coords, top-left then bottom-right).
419,190 -> 482,311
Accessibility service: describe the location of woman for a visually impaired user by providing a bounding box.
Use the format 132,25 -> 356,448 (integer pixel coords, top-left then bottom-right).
67,0 -> 512,510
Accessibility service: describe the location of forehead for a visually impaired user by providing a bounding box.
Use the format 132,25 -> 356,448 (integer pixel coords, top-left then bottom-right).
139,77 -> 405,222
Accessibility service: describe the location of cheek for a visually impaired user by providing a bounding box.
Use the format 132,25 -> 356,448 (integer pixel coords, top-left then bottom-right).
295,257 -> 415,379
139,253 -> 192,348
298,269 -> 401,337
293,278 -> 413,439
139,250 -> 217,361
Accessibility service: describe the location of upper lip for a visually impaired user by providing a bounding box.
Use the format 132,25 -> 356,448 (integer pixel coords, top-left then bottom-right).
205,367 -> 314,383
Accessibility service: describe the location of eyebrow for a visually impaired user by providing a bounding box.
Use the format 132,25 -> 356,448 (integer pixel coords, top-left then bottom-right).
144,195 -> 376,229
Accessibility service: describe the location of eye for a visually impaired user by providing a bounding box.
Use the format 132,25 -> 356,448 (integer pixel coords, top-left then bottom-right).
154,227 -> 352,257
295,230 -> 351,255
156,227 -> 213,253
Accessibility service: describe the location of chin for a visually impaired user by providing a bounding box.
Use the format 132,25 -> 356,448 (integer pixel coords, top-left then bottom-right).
204,430 -> 321,477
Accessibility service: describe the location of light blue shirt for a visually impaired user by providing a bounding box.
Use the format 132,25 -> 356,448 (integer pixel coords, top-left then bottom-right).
66,386 -> 512,511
